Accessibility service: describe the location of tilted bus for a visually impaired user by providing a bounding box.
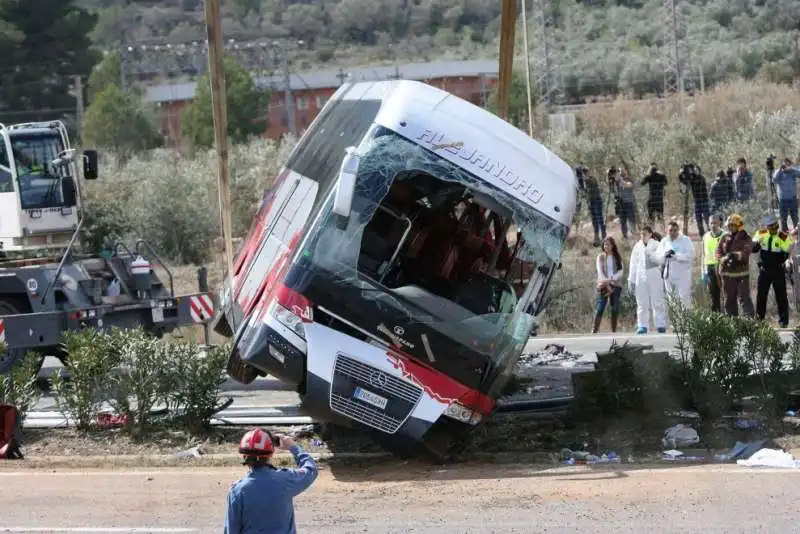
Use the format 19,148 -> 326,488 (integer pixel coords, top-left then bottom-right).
213,80 -> 577,458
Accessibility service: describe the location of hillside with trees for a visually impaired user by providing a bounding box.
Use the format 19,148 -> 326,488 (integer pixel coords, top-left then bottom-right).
76,0 -> 800,102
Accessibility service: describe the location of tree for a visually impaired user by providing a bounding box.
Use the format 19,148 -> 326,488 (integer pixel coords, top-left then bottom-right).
82,84 -> 162,162
87,51 -> 122,104
488,70 -> 537,130
0,0 -> 98,122
181,56 -> 271,149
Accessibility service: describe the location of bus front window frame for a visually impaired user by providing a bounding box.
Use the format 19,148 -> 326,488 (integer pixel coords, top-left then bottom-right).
298,125 -> 567,379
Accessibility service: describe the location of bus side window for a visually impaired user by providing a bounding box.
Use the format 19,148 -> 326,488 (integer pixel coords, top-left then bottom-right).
0,141 -> 11,193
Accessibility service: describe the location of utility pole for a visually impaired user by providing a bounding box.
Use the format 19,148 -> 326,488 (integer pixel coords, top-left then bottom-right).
280,52 -> 296,136
204,0 -> 236,330
698,64 -> 705,94
74,75 -> 84,133
532,0 -> 561,110
521,0 -> 534,136
793,32 -> 800,88
497,0 -> 517,120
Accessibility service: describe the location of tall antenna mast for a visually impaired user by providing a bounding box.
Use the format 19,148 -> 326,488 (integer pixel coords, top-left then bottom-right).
663,0 -> 685,97
532,0 -> 561,110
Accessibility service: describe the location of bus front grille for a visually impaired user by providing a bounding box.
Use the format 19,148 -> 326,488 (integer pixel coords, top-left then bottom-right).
330,353 -> 423,434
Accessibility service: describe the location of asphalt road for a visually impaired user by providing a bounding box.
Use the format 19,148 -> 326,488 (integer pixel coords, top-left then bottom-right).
526,330 -> 798,358
2,464 -> 799,533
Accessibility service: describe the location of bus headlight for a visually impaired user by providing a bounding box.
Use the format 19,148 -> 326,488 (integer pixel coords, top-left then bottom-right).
268,301 -> 306,340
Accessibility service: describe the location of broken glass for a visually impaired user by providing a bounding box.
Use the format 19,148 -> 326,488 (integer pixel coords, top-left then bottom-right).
304,124 -> 568,373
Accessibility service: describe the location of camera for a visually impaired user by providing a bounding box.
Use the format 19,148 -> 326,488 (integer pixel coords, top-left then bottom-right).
726,167 -> 734,178
767,154 -> 776,171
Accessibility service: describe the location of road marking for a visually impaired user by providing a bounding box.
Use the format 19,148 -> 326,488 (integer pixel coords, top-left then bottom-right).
0,529 -> 197,533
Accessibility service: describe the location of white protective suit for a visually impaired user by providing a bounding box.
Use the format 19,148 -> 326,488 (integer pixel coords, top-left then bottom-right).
627,237 -> 667,330
656,233 -> 695,309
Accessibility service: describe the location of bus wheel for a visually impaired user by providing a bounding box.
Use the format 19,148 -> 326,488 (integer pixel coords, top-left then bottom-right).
226,350 -> 258,384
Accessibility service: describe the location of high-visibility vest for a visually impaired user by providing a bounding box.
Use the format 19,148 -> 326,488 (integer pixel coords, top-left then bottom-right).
753,229 -> 793,253
703,231 -> 723,265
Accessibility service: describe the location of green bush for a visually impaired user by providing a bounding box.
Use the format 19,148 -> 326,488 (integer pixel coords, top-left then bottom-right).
162,342 -> 230,434
0,347 -> 42,421
105,328 -> 171,435
80,137 -> 295,264
49,329 -> 232,435
51,330 -> 123,431
667,293 -> 791,422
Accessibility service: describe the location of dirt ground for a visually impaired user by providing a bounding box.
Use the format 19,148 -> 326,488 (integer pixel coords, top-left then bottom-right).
3,462 -> 800,533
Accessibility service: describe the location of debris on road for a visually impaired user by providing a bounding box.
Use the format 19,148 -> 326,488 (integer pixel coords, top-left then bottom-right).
175,445 -> 204,458
714,439 -> 781,462
737,448 -> 800,468
516,344 -> 590,369
662,423 -> 700,449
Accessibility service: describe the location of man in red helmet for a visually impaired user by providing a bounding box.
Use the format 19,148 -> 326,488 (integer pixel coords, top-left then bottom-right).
224,427 -> 318,534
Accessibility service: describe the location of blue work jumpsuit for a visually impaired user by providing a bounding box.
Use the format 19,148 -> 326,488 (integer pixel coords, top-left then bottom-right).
224,445 -> 319,533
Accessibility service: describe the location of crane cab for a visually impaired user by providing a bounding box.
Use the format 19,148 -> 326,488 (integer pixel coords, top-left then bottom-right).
0,121 -> 98,256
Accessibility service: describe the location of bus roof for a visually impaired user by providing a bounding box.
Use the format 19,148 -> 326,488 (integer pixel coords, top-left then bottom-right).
328,79 -> 577,227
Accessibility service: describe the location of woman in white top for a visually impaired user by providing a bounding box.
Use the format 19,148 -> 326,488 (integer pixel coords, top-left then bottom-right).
593,236 -> 624,333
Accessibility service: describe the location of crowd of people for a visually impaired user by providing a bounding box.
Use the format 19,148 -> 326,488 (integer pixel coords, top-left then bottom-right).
578,157 -> 800,334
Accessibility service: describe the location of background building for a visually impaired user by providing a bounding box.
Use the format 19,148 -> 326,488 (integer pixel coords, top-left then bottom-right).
144,59 -> 498,144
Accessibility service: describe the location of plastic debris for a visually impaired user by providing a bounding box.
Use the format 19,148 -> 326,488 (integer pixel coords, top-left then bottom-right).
737,448 -> 800,469
175,445 -> 204,458
662,449 -> 704,462
714,439 -> 780,462
733,419 -> 762,430
662,423 -> 700,448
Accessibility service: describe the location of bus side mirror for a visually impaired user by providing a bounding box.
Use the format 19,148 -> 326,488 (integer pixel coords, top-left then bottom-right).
332,146 -> 359,228
83,149 -> 98,180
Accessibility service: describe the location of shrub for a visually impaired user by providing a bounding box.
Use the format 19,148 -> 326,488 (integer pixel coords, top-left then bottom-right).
0,347 -> 42,421
80,137 -> 295,264
51,329 -> 122,431
105,328 -> 170,434
667,293 -> 791,423
161,342 -> 230,434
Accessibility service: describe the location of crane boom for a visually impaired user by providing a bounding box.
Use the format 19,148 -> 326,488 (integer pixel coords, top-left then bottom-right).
497,0 -> 517,121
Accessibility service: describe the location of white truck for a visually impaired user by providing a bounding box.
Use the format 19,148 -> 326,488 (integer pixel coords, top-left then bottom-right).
0,120 -> 215,374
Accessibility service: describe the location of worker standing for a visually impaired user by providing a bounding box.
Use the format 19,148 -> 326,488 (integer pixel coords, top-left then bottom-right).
657,220 -> 696,309
701,214 -> 724,312
225,428 -> 318,534
752,214 -> 793,328
715,214 -> 755,317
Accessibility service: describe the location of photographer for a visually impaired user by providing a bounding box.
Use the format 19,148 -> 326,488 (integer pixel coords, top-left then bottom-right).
615,167 -> 637,240
679,163 -> 710,236
709,169 -> 735,216
733,157 -> 754,203
225,428 -> 319,534
577,166 -> 606,246
641,162 -> 668,226
771,157 -> 800,232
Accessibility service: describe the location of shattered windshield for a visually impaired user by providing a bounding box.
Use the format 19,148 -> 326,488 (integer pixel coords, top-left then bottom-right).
11,133 -> 67,209
301,125 -> 568,371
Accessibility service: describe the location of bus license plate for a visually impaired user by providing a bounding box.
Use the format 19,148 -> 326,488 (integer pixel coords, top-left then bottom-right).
353,387 -> 388,410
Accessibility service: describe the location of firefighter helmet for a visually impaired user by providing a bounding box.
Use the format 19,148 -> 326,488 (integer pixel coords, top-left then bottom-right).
238,428 -> 275,458
726,213 -> 744,231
